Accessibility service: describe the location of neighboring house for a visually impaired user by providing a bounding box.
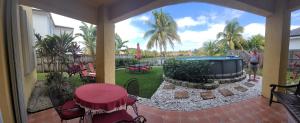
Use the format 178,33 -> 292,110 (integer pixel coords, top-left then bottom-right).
32,9 -> 74,37
289,27 -> 300,59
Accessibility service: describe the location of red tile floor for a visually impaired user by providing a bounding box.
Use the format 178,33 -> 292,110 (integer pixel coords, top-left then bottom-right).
28,96 -> 292,123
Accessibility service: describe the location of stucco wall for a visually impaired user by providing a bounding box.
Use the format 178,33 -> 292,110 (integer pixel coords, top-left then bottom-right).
20,6 -> 38,108
23,69 -> 37,107
0,0 -> 15,122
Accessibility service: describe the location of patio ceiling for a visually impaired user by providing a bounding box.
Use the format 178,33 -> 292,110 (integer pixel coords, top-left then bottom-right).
19,0 -> 295,24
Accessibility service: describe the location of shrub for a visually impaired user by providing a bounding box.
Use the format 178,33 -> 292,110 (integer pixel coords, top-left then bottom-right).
115,58 -> 138,68
163,58 -> 212,83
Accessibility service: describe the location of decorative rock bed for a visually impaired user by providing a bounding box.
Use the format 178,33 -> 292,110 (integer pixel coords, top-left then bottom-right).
137,76 -> 262,111
163,71 -> 247,90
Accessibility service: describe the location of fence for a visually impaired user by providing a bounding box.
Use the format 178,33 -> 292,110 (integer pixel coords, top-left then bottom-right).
36,55 -> 94,72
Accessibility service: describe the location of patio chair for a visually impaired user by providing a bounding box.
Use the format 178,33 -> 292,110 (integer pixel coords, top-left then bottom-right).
48,87 -> 85,123
92,110 -> 146,123
127,66 -> 139,73
269,82 -> 300,122
124,78 -> 139,115
79,63 -> 96,83
88,63 -> 96,73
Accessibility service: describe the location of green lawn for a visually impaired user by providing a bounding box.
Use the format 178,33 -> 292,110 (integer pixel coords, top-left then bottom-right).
37,66 -> 163,98
115,67 -> 163,98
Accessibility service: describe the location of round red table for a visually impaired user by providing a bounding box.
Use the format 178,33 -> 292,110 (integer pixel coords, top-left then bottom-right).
74,83 -> 128,111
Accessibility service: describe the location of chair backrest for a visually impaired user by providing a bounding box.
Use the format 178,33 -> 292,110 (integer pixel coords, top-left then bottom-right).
81,70 -> 90,77
79,63 -> 86,71
125,78 -> 139,96
295,82 -> 300,95
88,63 -> 96,73
48,87 -> 66,108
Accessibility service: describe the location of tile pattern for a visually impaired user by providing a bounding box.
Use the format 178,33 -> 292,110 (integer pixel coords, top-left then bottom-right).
28,96 -> 290,123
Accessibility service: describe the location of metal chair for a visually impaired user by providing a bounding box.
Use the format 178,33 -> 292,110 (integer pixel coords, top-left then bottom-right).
48,87 -> 85,123
124,78 -> 139,115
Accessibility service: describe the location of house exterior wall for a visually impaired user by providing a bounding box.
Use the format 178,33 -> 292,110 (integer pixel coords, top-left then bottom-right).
54,26 -> 73,35
289,37 -> 300,50
20,6 -> 38,108
32,10 -> 54,37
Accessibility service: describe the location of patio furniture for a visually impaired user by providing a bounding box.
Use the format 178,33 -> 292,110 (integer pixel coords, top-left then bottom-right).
128,64 -> 150,73
74,83 -> 128,112
92,110 -> 146,123
48,87 -> 85,123
88,63 -> 96,73
269,82 -> 300,122
124,78 -> 139,115
79,63 -> 96,83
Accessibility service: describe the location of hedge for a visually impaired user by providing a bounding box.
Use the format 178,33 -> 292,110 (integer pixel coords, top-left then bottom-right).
163,58 -> 213,83
115,58 -> 138,68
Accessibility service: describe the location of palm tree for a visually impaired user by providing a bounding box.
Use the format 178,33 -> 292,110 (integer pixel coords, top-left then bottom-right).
115,33 -> 128,54
246,34 -> 265,51
76,22 -> 96,57
144,9 -> 181,57
202,40 -> 223,56
217,18 -> 245,50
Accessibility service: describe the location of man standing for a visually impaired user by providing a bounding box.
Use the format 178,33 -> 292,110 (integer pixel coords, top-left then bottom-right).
248,48 -> 260,81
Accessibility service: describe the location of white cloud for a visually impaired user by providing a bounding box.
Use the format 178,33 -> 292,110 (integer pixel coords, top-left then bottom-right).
291,25 -> 300,30
115,18 -> 145,48
176,16 -> 207,28
177,23 -> 225,48
137,15 -> 150,21
243,23 -> 265,38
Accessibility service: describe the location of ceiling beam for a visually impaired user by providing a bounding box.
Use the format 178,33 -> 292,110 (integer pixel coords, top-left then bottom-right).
289,0 -> 300,11
19,0 -> 98,24
108,0 -> 274,22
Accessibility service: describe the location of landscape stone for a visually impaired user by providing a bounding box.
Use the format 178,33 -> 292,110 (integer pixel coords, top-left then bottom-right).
219,89 -> 234,97
200,91 -> 215,100
163,83 -> 175,89
234,86 -> 248,92
244,82 -> 255,87
175,90 -> 189,99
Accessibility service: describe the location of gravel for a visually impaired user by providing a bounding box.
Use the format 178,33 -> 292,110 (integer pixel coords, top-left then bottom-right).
137,76 -> 262,111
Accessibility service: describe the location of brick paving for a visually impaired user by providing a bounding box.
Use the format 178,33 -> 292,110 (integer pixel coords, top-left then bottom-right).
28,96 -> 290,123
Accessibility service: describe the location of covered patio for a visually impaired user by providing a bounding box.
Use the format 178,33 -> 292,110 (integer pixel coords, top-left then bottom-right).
28,97 -> 289,123
1,0 -> 300,123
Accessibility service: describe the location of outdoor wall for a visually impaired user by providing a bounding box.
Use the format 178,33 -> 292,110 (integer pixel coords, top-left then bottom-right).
32,9 -> 54,37
0,0 -> 15,122
20,5 -> 38,108
23,69 -> 37,107
289,37 -> 300,50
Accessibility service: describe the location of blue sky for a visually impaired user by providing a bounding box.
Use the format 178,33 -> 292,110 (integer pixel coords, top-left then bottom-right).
52,2 -> 300,51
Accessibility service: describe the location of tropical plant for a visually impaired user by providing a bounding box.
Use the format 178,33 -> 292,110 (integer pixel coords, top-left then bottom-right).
115,33 -> 128,54
202,40 -> 222,56
144,9 -> 181,57
217,18 -> 245,50
245,34 -> 265,51
76,22 -> 96,57
34,32 -> 76,73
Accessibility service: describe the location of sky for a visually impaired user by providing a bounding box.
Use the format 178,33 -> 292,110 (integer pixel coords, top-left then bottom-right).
51,2 -> 300,51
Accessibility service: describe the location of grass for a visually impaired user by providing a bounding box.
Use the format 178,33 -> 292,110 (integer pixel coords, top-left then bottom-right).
115,66 -> 163,98
36,66 -> 163,98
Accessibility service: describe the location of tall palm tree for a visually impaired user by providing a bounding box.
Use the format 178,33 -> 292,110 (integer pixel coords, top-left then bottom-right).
115,33 -> 128,54
144,9 -> 181,57
76,22 -> 96,57
246,34 -> 265,51
217,18 -> 245,50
